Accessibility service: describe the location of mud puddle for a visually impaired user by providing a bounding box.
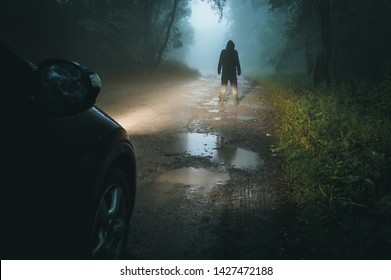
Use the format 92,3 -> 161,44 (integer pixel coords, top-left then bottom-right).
237,115 -> 258,121
163,133 -> 264,170
157,167 -> 229,186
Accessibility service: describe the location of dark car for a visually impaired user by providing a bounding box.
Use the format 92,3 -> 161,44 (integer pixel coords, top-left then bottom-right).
0,41 -> 136,260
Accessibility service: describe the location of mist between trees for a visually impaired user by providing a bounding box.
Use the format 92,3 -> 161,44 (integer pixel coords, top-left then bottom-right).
1,0 -> 390,84
1,0 -> 390,259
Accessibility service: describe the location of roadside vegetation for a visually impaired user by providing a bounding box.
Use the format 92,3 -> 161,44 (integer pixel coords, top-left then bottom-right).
261,76 -> 391,258
157,59 -> 200,77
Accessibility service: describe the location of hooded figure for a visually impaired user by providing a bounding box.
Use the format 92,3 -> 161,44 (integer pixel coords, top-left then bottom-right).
217,40 -> 241,104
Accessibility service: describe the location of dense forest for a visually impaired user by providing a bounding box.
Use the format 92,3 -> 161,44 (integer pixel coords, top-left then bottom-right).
1,0 -> 192,72
1,0 -> 390,258
0,0 -> 226,75
2,0 -> 390,83
225,0 -> 391,84
0,0 -> 391,83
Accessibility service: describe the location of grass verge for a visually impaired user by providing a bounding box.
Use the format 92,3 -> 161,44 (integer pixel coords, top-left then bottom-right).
261,75 -> 391,259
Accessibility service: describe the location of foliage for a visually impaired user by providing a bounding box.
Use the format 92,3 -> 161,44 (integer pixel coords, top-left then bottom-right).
264,0 -> 391,84
0,0 -> 195,71
0,0 -> 230,73
205,0 -> 226,21
263,75 -> 391,258
225,0 -> 288,74
157,58 -> 200,77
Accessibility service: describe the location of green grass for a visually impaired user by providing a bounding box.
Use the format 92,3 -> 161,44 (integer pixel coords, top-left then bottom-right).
261,75 -> 391,258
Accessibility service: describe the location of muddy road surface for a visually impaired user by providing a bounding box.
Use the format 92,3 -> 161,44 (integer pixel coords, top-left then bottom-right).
97,74 -> 293,260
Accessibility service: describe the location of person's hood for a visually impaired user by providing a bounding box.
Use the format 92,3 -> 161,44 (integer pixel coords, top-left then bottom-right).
226,40 -> 235,50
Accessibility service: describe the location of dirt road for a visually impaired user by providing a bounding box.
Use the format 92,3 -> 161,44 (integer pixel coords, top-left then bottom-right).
96,74 -> 293,259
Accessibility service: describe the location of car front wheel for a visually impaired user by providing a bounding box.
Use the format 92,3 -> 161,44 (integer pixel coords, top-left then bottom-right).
92,167 -> 131,259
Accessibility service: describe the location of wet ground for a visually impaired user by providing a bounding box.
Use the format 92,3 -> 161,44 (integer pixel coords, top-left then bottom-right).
97,74 -> 293,259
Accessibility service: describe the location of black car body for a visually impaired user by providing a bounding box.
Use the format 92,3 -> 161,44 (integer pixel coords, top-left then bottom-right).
0,41 -> 136,259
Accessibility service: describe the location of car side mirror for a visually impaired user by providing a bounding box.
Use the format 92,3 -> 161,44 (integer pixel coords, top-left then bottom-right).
37,59 -> 101,117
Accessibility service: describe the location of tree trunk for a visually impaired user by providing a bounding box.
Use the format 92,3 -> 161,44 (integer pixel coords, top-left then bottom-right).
305,26 -> 314,76
141,0 -> 158,65
314,0 -> 332,85
155,0 -> 181,69
303,0 -> 315,77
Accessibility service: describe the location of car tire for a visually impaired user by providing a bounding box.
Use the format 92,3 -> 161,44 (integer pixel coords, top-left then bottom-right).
92,167 -> 131,259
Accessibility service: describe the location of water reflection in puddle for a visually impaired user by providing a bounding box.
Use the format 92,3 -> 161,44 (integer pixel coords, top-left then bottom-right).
163,133 -> 263,170
207,114 -> 257,122
211,117 -> 222,121
237,115 -> 257,121
203,98 -> 219,106
157,167 -> 229,186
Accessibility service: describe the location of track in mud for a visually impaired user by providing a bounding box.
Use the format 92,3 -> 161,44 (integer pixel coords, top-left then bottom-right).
96,74 -> 292,259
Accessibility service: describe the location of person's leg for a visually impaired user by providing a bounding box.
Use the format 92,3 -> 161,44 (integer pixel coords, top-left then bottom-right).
220,74 -> 228,104
231,76 -> 238,104
220,85 -> 227,104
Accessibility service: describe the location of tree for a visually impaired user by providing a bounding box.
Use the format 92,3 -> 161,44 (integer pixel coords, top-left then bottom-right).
267,0 -> 329,83
265,0 -> 391,83
0,0 -> 229,73
155,0 -> 182,68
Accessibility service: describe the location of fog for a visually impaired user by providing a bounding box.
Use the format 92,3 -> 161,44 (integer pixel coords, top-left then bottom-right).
0,0 -> 284,77
186,1 -> 228,74
2,0 -> 391,262
185,0 -> 285,76
1,0 -> 389,82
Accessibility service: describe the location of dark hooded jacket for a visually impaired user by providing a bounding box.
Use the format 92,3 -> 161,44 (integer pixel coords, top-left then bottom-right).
218,40 -> 241,76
